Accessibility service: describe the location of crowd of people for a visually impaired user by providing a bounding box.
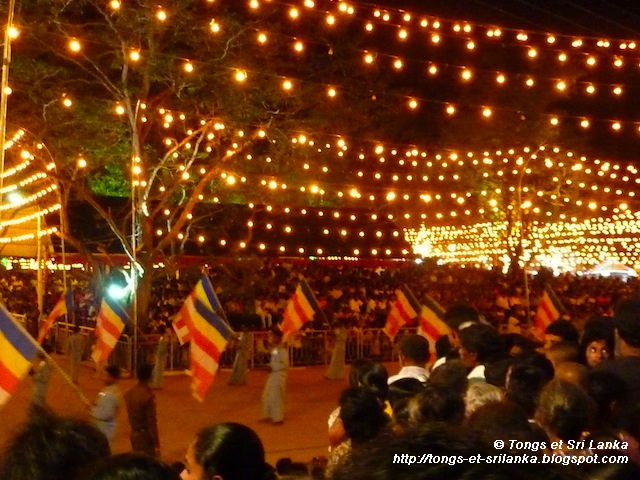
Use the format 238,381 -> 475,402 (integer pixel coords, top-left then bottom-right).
2,260 -> 640,479
2,259 -> 634,338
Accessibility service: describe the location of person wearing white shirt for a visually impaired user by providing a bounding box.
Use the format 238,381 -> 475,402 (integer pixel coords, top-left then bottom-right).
388,334 -> 431,385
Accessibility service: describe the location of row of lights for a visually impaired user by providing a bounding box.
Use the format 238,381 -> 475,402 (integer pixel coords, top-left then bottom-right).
265,0 -> 640,58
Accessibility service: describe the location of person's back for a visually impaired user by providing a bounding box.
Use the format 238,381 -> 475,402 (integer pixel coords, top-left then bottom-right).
125,363 -> 160,457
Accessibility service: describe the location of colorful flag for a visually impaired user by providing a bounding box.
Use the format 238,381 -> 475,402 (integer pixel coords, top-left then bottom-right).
186,297 -> 234,401
383,285 -> 421,340
280,280 -> 319,340
417,294 -> 451,347
533,285 -> 564,339
173,275 -> 227,346
172,309 -> 191,345
37,287 -> 73,343
91,297 -> 129,363
0,303 -> 39,408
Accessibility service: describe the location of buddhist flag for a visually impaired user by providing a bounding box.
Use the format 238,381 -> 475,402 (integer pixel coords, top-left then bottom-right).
0,303 -> 39,409
533,285 -> 564,339
417,295 -> 451,345
186,297 -> 234,401
172,309 -> 191,345
91,297 -> 129,363
383,286 -> 421,340
280,279 -> 320,341
173,275 -> 227,346
37,288 -> 73,343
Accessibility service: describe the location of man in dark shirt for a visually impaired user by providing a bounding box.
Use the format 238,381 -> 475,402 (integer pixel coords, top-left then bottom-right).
124,363 -> 160,457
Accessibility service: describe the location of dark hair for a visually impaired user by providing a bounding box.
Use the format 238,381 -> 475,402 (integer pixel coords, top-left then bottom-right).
398,334 -> 430,365
105,365 -> 121,379
484,357 -> 515,388
348,359 -> 389,402
434,335 -> 453,359
545,320 -> 579,344
339,387 -> 390,445
194,423 -> 275,480
444,302 -> 479,330
586,370 -> 627,426
506,352 -> 554,417
458,324 -> 505,364
0,410 -> 110,480
388,378 -> 425,410
613,298 -> 640,347
83,453 -> 179,479
410,383 -> 465,425
536,380 -> 596,442
136,363 -> 153,383
428,359 -> 469,396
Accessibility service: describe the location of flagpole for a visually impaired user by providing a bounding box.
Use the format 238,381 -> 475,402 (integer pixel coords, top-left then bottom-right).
9,308 -> 91,406
0,0 -> 17,211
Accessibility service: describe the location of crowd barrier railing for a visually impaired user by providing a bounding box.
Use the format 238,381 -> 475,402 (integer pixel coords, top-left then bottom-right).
52,323 -> 413,374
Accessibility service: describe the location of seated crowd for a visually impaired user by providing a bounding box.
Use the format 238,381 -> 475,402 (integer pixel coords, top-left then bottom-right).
3,292 -> 640,479
2,259 -> 635,338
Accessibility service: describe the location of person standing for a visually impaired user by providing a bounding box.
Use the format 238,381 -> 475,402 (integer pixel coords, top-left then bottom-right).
325,321 -> 347,380
262,329 -> 288,425
68,325 -> 84,384
90,365 -> 122,443
124,363 -> 160,457
228,328 -> 251,386
151,327 -> 170,389
30,350 -> 52,407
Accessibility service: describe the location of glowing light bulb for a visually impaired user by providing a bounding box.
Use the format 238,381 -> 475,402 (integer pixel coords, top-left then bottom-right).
156,10 -> 167,21
461,69 -> 472,80
409,99 -> 418,109
183,62 -> 194,73
69,39 -> 81,52
257,32 -> 267,43
235,70 -> 247,82
294,41 -> 304,52
7,26 -> 20,39
327,87 -> 336,97
482,108 -> 492,117
282,79 -> 293,90
129,50 -> 141,62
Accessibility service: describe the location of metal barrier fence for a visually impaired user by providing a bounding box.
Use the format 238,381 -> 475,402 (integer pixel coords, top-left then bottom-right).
52,323 -> 410,374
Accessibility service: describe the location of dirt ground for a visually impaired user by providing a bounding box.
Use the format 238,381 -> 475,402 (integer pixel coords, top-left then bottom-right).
0,354 -> 386,467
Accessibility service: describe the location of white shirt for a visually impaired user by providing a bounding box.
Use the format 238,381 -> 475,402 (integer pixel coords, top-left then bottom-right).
388,365 -> 430,385
467,364 -> 486,381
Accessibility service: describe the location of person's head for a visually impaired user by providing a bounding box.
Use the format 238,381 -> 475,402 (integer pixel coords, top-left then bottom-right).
434,335 -> 453,359
553,362 -> 589,390
428,359 -> 469,397
0,410 -> 110,480
105,365 -> 121,386
409,383 -> 465,425
613,298 -> 640,356
535,380 -> 596,442
268,329 -> 284,347
464,382 -> 504,419
348,359 -> 389,403
580,316 -> 614,368
458,324 -> 505,370
544,341 -> 580,370
339,387 -> 390,445
586,370 -> 628,427
544,320 -> 579,350
181,423 -> 274,480
136,363 -> 153,384
85,453 -> 180,480
388,378 -> 424,410
444,302 -> 480,332
505,352 -> 555,417
397,334 -> 430,367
